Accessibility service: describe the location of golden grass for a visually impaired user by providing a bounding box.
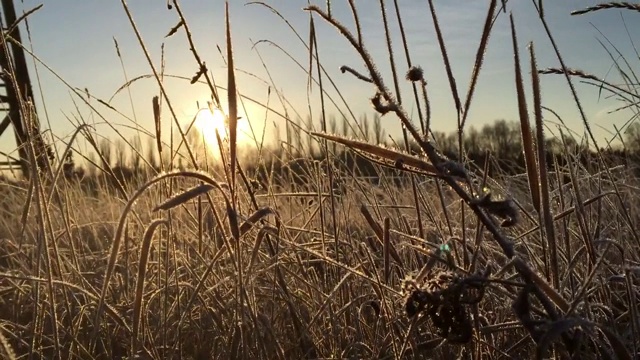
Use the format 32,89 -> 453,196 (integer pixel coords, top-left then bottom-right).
1,1 -> 639,359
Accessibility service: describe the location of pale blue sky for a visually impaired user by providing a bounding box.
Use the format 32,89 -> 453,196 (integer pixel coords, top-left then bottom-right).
2,0 -> 639,163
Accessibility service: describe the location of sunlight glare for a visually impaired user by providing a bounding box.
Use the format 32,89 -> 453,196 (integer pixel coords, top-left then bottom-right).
195,107 -> 228,148
193,107 -> 254,158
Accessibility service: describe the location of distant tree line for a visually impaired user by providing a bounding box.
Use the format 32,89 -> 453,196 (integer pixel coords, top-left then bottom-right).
257,116 -> 637,186
46,116 -> 640,191
426,119 -> 635,177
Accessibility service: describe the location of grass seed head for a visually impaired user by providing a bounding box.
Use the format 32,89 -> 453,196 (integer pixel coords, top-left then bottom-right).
405,65 -> 424,82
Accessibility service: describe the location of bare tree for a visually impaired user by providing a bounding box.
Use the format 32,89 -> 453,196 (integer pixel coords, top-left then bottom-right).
624,122 -> 640,153
361,114 -> 371,142
98,139 -> 112,167
373,113 -> 385,145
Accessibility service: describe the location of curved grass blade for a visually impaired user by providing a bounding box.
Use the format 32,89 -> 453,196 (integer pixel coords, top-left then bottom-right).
153,183 -> 218,212
132,219 -> 169,355
239,207 -> 276,235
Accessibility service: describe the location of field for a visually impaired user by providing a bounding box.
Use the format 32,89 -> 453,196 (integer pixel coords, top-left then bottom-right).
1,1 -> 640,359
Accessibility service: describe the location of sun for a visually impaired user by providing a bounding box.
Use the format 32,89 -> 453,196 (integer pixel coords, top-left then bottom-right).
191,106 -> 254,157
194,107 -> 228,146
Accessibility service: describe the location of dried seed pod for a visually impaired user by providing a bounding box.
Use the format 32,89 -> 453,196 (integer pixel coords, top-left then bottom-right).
405,66 -> 424,82
401,268 -> 490,344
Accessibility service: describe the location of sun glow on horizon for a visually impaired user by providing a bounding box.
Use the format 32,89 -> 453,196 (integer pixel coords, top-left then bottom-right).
191,107 -> 255,158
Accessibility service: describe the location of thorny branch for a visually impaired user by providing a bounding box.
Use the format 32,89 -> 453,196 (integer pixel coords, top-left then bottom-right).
305,4 -> 565,324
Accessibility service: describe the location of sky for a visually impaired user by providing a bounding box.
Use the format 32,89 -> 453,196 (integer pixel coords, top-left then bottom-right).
1,0 -> 639,166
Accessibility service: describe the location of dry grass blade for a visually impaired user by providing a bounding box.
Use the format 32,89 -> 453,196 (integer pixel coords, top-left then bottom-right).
18,177 -> 34,241
312,132 -> 437,175
513,258 -> 569,312
339,65 -> 372,83
538,67 -> 640,100
0,325 -> 17,360
530,43 -> 560,289
461,0 -> 497,128
426,0 -> 461,116
3,4 -> 42,35
152,183 -> 217,212
239,207 -> 276,235
132,219 -> 168,355
95,98 -> 117,111
230,325 -> 241,359
360,205 -> 383,239
190,63 -> 207,84
535,318 -> 594,360
226,2 -> 238,197
347,0 -> 362,46
47,124 -> 91,203
307,11 -> 316,91
572,2 -> 640,16
360,205 -> 402,266
152,96 -> 162,167
247,226 -> 277,272
226,199 -> 240,240
215,128 -> 231,184
624,268 -> 639,355
383,217 -> 391,284
539,67 -> 603,82
510,15 -> 541,214
165,19 -> 184,38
